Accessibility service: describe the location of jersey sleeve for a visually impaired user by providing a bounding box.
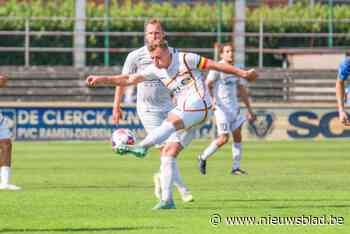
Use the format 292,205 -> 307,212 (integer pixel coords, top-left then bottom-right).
338,58 -> 350,81
138,65 -> 159,81
122,51 -> 138,75
184,53 -> 209,70
206,70 -> 219,82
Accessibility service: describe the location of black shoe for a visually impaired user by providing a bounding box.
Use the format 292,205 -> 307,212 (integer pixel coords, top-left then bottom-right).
231,168 -> 247,175
198,156 -> 207,175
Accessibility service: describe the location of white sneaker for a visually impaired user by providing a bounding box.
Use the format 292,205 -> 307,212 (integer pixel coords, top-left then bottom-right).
0,183 -> 21,190
153,173 -> 162,200
180,191 -> 194,203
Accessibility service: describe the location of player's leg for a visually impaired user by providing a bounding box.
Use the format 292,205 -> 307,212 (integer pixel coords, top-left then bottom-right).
114,110 -> 181,157
117,107 -> 210,156
153,143 -> 190,203
128,110 -> 192,203
133,110 -> 167,199
153,127 -> 198,209
198,107 -> 230,174
139,112 -> 183,148
0,124 -> 20,190
142,106 -> 211,149
152,154 -> 176,209
163,130 -> 195,203
198,133 -> 229,175
231,115 -> 247,175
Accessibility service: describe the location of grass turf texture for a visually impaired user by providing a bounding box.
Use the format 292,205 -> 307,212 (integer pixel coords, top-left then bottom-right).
0,140 -> 349,234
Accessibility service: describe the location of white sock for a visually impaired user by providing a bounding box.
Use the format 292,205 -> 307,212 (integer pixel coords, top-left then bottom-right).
172,159 -> 189,194
232,143 -> 242,170
200,141 -> 219,160
160,156 -> 175,202
140,121 -> 176,148
0,166 -> 10,185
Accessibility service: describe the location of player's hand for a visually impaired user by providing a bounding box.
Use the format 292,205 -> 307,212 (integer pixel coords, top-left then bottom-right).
112,106 -> 123,124
86,75 -> 102,87
244,69 -> 258,82
246,111 -> 256,123
0,74 -> 8,88
339,110 -> 350,126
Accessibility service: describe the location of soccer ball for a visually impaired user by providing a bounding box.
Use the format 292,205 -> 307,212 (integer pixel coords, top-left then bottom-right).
111,128 -> 136,149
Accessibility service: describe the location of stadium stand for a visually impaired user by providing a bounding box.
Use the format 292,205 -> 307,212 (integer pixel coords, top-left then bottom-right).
0,67 -> 336,103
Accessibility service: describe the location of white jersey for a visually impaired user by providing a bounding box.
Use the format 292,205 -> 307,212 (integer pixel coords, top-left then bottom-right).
141,52 -> 211,113
207,61 -> 247,111
122,46 -> 173,112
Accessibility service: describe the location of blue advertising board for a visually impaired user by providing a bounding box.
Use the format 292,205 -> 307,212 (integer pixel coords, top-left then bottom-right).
0,106 -> 213,141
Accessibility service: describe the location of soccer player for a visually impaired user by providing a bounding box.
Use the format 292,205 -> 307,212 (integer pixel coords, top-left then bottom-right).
336,55 -> 350,125
86,39 -> 257,209
197,43 -> 256,175
112,18 -> 194,203
0,74 -> 21,190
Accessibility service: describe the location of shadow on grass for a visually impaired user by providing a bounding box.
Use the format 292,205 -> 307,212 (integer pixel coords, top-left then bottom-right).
0,226 -> 173,233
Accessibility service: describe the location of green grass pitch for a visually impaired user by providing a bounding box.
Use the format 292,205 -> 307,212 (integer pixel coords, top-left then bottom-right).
0,140 -> 349,234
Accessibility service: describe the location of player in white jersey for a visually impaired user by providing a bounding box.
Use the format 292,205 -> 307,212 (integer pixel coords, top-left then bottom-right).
336,55 -> 350,125
0,74 -> 21,190
112,19 -> 194,203
197,43 -> 256,175
86,40 -> 258,209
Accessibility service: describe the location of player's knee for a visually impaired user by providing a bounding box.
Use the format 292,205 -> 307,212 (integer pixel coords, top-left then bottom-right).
162,142 -> 182,157
0,139 -> 12,156
217,134 -> 229,146
233,128 -> 242,142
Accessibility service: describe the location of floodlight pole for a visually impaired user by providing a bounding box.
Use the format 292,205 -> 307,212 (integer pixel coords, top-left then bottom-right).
215,0 -> 222,61
328,0 -> 334,48
234,0 -> 246,67
74,0 -> 86,68
104,0 -> 110,66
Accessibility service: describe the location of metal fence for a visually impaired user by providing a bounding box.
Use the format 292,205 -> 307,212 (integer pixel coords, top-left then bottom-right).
0,16 -> 350,67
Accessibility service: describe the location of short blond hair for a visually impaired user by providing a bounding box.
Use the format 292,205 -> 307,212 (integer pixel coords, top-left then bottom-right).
144,18 -> 164,32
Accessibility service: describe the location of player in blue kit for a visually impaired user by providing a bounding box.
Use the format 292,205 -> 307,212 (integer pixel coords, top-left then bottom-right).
336,56 -> 350,126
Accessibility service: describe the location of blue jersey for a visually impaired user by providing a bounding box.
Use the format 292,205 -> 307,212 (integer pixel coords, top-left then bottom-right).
338,57 -> 350,81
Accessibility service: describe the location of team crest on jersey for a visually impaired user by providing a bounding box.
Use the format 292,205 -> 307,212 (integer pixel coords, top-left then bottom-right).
247,110 -> 275,138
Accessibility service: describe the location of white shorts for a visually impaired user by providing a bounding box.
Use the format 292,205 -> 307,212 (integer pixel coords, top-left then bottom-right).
0,121 -> 12,140
137,109 -> 191,147
170,107 -> 213,129
167,107 -> 212,147
214,106 -> 246,135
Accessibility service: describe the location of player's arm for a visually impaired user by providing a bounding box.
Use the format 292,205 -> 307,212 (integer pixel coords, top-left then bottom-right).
112,52 -> 137,124
112,86 -> 125,124
0,74 -> 8,88
336,58 -> 350,126
206,79 -> 215,98
202,59 -> 258,82
86,74 -> 145,87
336,79 -> 350,126
238,84 -> 256,122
